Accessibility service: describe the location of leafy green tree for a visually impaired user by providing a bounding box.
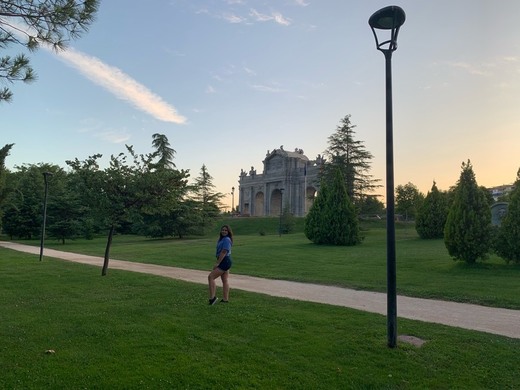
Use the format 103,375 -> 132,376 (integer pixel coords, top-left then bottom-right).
0,0 -> 99,102
67,141 -> 189,275
444,160 -> 492,263
324,114 -> 380,209
305,167 -> 360,246
415,181 -> 448,239
395,182 -> 424,221
494,168 -> 520,263
1,163 -> 60,239
358,195 -> 385,216
46,171 -> 85,243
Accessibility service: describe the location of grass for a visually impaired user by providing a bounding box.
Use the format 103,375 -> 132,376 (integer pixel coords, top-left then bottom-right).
1,249 -> 519,389
17,218 -> 520,310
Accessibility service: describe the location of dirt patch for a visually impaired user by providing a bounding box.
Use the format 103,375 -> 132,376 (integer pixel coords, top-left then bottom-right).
398,335 -> 427,347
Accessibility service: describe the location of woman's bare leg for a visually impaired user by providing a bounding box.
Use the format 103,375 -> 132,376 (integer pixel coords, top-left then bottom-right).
221,271 -> 230,301
208,268 -> 224,299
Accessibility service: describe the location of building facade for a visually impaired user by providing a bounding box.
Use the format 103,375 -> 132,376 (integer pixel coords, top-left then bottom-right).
238,146 -> 324,217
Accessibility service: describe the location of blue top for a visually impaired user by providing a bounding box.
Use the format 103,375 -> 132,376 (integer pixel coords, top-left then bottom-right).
216,236 -> 232,258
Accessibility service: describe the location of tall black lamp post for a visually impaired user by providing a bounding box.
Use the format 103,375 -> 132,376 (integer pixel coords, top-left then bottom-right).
278,188 -> 284,237
39,172 -> 53,261
231,186 -> 235,214
369,5 -> 406,348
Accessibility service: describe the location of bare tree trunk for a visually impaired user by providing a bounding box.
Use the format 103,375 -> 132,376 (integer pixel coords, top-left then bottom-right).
101,225 -> 114,276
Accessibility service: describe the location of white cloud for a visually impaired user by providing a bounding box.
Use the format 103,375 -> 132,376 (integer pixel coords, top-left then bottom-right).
54,47 -> 187,124
95,130 -> 131,144
244,67 -> 257,76
250,9 -> 291,26
448,61 -> 490,76
222,13 -> 247,24
206,85 -> 216,93
272,12 -> 291,26
250,83 -> 285,93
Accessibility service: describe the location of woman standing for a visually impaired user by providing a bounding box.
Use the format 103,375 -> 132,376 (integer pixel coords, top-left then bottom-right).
208,225 -> 233,305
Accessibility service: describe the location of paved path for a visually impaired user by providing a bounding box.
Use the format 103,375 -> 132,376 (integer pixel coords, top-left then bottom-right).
2,241 -> 519,340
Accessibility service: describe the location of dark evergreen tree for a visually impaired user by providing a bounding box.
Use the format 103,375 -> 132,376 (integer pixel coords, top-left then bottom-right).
358,195 -> 385,217
494,168 -> 520,263
0,143 -> 14,232
151,133 -> 176,169
305,168 -> 360,246
324,114 -> 380,209
444,160 -> 492,263
46,171 -> 85,243
280,205 -> 296,234
1,163 -> 59,239
190,164 -> 223,235
416,181 -> 448,239
304,178 -> 328,243
0,0 -> 99,102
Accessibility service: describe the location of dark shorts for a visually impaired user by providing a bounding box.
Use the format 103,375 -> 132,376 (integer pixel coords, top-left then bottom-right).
217,256 -> 232,271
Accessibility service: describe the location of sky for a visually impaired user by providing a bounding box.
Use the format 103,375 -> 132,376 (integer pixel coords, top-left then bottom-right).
2,0 -> 520,210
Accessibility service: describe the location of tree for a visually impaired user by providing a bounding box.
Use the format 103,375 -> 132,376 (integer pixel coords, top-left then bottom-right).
1,163 -> 61,239
395,182 -> 424,221
444,160 -> 492,263
0,143 -> 14,231
358,195 -> 385,216
46,170 -> 85,243
494,168 -> 520,263
305,167 -> 360,246
151,133 -> 176,169
280,205 -> 296,234
0,0 -> 99,102
415,181 -> 448,239
190,164 -> 223,235
324,114 -> 380,209
67,140 -> 189,275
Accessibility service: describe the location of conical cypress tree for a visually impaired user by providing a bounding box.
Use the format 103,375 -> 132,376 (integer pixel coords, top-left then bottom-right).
305,168 -> 360,245
416,181 -> 448,239
304,178 -> 329,244
444,160 -> 491,263
495,168 -> 520,263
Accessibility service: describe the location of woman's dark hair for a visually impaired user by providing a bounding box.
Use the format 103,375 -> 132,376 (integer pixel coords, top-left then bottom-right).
219,224 -> 233,243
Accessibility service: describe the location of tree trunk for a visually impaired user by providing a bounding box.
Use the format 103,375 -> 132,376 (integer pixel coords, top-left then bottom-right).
101,225 -> 114,276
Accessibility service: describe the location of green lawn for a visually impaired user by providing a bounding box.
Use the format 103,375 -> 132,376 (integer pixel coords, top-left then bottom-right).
22,218 -> 520,310
1,249 -> 519,389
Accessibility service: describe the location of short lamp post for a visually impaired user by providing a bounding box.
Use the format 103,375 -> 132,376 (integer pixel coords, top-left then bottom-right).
278,188 -> 284,237
369,5 -> 406,348
231,186 -> 235,214
39,172 -> 53,261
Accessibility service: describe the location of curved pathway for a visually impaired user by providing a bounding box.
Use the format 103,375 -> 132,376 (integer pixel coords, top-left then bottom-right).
2,241 -> 519,340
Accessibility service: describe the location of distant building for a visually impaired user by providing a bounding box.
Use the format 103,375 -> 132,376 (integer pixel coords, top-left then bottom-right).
238,146 -> 324,217
488,184 -> 514,201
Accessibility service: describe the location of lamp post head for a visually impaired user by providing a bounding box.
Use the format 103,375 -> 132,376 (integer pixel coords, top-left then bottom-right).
369,5 -> 406,53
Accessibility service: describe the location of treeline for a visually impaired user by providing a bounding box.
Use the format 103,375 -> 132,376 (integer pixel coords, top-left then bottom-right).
0,134 -> 223,243
305,155 -> 519,265
417,161 -> 520,264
